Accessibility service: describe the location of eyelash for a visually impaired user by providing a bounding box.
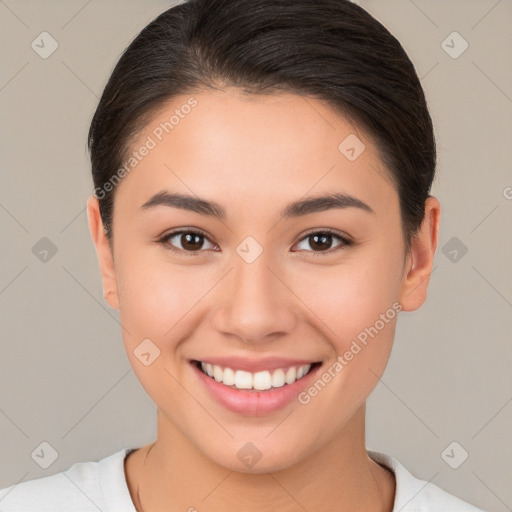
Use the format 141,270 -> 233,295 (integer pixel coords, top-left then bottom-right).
157,228 -> 354,257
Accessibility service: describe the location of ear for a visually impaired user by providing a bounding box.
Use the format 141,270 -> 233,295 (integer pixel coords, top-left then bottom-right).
86,195 -> 119,310
398,196 -> 441,311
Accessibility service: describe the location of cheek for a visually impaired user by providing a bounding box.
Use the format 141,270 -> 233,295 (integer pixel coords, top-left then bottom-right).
292,247 -> 402,359
114,252 -> 203,403
116,253 -> 200,339
290,251 -> 402,422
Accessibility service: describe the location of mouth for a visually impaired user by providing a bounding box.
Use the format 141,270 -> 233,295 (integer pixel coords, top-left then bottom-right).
190,357 -> 324,415
192,359 -> 322,391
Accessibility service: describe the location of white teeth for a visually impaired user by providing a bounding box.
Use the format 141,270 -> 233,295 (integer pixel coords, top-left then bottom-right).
271,368 -> 286,388
253,371 -> 272,391
222,367 -> 236,386
284,367 -> 296,384
234,370 -> 253,389
213,365 -> 223,382
297,365 -> 307,379
198,362 -> 314,390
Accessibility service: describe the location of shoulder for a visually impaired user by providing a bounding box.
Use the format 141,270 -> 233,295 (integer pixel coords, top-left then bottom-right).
367,450 -> 487,512
0,448 -> 136,512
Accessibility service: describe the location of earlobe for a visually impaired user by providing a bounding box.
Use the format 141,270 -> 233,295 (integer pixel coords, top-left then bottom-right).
398,196 -> 441,312
86,195 -> 119,310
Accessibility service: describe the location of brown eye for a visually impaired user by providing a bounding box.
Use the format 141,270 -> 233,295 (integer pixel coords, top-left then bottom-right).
159,230 -> 216,255
158,228 -> 352,257
294,230 -> 352,255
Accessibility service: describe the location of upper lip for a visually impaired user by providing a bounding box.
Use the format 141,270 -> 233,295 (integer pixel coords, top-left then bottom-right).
191,356 -> 320,373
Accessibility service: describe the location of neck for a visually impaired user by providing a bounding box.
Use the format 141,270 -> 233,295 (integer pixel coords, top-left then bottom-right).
125,404 -> 395,512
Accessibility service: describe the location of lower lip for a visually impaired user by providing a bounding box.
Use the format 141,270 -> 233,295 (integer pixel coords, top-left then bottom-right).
191,361 -> 322,416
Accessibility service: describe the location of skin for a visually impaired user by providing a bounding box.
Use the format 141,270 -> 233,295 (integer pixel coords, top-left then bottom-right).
87,87 -> 440,512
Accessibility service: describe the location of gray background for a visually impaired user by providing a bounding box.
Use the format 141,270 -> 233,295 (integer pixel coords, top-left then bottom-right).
0,1 -> 511,510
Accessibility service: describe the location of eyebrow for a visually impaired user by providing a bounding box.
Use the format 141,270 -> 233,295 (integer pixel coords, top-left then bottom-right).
139,190 -> 375,219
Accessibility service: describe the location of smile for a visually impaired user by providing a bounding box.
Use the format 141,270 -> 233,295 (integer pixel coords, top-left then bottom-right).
190,357 -> 323,415
195,360 -> 319,391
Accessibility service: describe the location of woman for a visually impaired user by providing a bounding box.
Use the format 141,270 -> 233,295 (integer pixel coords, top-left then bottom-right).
0,0 -> 486,510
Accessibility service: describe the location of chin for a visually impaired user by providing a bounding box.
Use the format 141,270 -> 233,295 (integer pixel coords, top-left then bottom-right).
200,437 -> 308,474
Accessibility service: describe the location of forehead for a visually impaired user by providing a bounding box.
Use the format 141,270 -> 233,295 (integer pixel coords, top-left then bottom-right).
116,88 -> 397,217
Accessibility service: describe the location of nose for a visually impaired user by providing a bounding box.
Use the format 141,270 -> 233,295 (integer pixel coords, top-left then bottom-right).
211,251 -> 298,345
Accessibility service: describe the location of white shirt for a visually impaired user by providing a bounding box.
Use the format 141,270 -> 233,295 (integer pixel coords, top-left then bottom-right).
0,448 -> 486,511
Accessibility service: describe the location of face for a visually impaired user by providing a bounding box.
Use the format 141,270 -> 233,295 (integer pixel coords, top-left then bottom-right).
88,88 -> 439,473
